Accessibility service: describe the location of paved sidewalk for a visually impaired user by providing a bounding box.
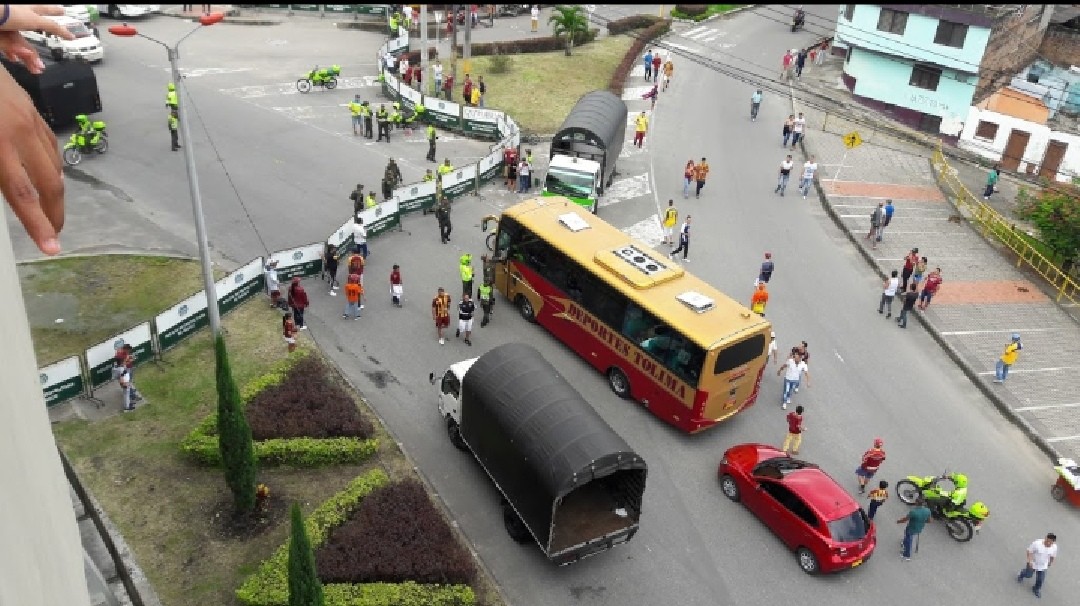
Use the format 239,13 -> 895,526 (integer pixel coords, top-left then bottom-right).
796,100 -> 1080,463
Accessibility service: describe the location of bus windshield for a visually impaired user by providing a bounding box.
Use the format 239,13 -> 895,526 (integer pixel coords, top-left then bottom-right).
545,168 -> 594,198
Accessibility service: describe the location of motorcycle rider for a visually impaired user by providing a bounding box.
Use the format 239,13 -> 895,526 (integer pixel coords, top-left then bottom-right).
74,114 -> 100,148
927,472 -> 969,516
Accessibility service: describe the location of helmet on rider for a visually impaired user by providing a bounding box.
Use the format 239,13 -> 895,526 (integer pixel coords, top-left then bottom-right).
968,501 -> 989,520
168,83 -> 176,91
951,473 -> 969,488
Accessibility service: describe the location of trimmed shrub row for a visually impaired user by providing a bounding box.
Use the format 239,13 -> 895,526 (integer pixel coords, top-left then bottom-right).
608,20 -> 673,96
246,356 -> 375,441
451,28 -> 599,57
605,14 -> 665,35
673,5 -> 708,17
316,479 -> 477,586
180,352 -> 379,467
236,470 -> 476,606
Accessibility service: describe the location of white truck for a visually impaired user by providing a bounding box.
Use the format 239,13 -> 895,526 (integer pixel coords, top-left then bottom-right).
542,90 -> 627,214
434,343 -> 648,565
97,4 -> 160,19
22,15 -> 104,63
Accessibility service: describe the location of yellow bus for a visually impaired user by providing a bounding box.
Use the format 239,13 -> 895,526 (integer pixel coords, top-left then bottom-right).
483,197 -> 771,433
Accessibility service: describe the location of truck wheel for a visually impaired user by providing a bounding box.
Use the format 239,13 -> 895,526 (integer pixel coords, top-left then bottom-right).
446,418 -> 468,452
516,295 -> 536,323
607,367 -> 631,399
502,503 -> 531,544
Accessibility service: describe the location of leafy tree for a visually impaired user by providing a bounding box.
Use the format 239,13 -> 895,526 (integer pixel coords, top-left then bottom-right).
288,503 -> 325,606
215,334 -> 257,513
548,5 -> 590,56
1016,185 -> 1080,270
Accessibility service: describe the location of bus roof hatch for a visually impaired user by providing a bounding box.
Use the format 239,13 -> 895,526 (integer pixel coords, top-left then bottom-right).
676,291 -> 715,313
558,212 -> 591,232
594,245 -> 684,289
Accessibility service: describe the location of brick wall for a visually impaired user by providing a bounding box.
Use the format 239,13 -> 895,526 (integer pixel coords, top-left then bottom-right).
975,5 -> 1051,104
1039,25 -> 1080,67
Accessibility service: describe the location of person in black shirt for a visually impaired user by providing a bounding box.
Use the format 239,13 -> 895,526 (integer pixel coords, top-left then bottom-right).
897,284 -> 919,329
758,252 -> 775,284
456,293 -> 476,346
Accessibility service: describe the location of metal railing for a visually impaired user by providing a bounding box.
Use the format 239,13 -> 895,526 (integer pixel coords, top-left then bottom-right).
931,144 -> 1080,305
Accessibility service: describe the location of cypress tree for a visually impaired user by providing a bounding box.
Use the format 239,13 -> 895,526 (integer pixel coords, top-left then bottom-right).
288,503 -> 325,606
215,334 -> 257,513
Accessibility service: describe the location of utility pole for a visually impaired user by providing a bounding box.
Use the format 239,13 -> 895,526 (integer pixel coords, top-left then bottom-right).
420,5 -> 429,94
463,2 -> 472,79
450,4 -> 458,83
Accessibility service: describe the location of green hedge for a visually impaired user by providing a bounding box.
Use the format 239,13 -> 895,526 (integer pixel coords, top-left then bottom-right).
452,28 -> 599,57
606,14 -> 665,35
181,351 -> 379,467
236,469 -> 475,606
608,19 -> 672,95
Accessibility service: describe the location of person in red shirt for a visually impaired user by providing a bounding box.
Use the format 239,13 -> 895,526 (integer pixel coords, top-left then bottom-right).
462,74 -> 473,106
917,267 -> 943,310
390,264 -> 403,307
651,52 -> 662,84
287,277 -> 310,330
343,273 -> 363,320
783,405 -> 805,454
856,438 -> 887,493
442,72 -> 454,102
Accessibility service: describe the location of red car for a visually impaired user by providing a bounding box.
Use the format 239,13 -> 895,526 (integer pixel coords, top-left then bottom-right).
717,443 -> 876,574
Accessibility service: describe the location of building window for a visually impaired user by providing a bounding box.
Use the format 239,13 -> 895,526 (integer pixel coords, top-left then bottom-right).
909,64 -> 942,91
844,5 -> 854,21
974,121 -> 999,140
876,8 -> 908,35
919,113 -> 942,134
934,20 -> 968,48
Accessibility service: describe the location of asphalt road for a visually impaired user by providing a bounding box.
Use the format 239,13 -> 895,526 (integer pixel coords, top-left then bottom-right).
10,6 -> 1079,606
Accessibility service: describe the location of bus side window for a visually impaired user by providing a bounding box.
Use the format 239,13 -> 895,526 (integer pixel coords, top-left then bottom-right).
578,273 -> 625,328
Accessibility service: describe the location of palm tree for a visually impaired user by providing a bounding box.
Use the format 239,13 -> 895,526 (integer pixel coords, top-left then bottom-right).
548,5 -> 590,56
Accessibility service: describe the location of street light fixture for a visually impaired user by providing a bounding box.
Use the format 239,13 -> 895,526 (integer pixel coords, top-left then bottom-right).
109,13 -> 226,337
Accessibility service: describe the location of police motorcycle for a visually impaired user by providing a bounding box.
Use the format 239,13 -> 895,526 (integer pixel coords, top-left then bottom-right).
63,114 -> 108,167
895,471 -> 990,542
791,7 -> 805,32
297,65 -> 341,93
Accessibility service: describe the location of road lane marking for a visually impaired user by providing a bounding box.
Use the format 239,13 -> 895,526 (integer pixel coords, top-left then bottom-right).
976,367 -> 1080,375
941,328 -> 1059,336
1046,435 -> 1080,443
623,215 -> 663,248
1017,403 -> 1080,412
835,351 -> 844,363
600,173 -> 652,208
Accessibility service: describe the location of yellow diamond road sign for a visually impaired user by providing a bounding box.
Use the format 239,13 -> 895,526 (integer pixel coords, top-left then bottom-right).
843,131 -> 862,149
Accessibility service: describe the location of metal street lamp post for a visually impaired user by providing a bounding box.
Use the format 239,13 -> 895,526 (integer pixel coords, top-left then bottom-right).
109,14 -> 226,337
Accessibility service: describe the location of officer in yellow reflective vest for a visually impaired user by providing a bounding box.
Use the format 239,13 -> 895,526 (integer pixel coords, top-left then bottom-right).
365,191 -> 377,209
166,83 -> 178,110
426,123 -> 437,162
478,280 -> 494,327
376,104 -> 390,142
360,101 -> 373,138
168,109 -> 180,151
438,158 -> 453,178
390,102 -> 403,130
459,253 -> 474,299
348,95 -> 363,135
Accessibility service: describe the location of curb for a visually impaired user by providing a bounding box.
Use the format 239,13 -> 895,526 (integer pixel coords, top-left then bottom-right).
670,4 -> 758,24
16,250 -> 198,265
160,9 -> 283,26
792,101 -> 1062,465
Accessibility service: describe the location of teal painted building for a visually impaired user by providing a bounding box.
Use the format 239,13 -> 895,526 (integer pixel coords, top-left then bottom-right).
833,5 -> 1052,135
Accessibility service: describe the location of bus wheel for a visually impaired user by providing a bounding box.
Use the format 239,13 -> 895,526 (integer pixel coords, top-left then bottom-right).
516,296 -> 536,323
607,367 -> 631,399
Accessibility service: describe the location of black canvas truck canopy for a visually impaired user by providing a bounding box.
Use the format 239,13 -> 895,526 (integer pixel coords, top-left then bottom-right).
549,90 -> 627,166
461,342 -> 647,556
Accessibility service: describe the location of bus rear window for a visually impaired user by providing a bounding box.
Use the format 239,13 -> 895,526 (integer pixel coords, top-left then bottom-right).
714,333 -> 766,375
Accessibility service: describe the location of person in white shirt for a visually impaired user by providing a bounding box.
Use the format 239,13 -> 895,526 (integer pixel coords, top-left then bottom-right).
775,154 -> 794,196
530,5 -> 540,32
776,350 -> 809,408
790,112 -> 806,150
383,51 -> 396,74
1017,533 -> 1058,598
799,155 -> 818,199
353,218 -> 368,259
768,331 -> 778,365
878,269 -> 900,318
432,61 -> 443,95
398,57 -> 409,80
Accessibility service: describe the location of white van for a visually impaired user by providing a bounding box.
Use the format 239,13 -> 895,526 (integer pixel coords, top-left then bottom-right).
98,5 -> 161,19
23,15 -> 104,63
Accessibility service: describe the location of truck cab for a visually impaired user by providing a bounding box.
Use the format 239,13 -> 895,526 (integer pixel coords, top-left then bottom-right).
22,15 -> 104,63
542,155 -> 602,214
436,358 -> 477,450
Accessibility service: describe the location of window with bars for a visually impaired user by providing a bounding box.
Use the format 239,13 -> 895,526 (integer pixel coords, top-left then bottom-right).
876,8 -> 908,35
974,121 -> 999,140
909,64 -> 942,91
934,20 -> 968,48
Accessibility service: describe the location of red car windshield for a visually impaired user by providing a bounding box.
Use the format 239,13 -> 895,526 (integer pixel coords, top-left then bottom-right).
826,509 -> 870,543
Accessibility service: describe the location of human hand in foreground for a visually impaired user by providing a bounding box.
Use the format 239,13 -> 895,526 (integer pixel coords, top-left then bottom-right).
0,5 -> 74,73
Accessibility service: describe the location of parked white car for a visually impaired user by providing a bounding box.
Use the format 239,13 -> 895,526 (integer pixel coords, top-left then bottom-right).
63,5 -> 93,26
22,15 -> 104,63
97,5 -> 161,19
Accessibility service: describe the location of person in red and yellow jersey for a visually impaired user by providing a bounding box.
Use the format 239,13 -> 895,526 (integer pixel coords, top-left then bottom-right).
432,287 -> 452,345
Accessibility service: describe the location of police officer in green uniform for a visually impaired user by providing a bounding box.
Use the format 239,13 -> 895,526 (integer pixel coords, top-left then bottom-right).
348,95 -> 363,135
435,196 -> 452,243
478,279 -> 494,327
390,102 -> 403,130
168,109 -> 180,151
459,253 -> 474,299
361,101 -> 373,138
166,83 -> 178,110
426,123 -> 437,162
376,104 -> 390,142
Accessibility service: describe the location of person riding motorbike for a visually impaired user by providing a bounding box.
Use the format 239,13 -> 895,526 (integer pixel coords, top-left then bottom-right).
74,114 -> 102,148
926,472 -> 968,515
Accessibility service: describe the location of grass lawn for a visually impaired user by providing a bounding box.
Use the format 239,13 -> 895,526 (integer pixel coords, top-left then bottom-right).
464,34 -> 635,134
37,257 -> 503,606
20,255 -> 205,365
671,5 -> 742,20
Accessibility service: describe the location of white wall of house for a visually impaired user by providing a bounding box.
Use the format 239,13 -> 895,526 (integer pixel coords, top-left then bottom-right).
958,106 -> 1080,182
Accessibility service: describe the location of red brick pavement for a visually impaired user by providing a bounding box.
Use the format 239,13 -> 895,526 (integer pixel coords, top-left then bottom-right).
821,180 -> 945,202
931,280 -> 1048,305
